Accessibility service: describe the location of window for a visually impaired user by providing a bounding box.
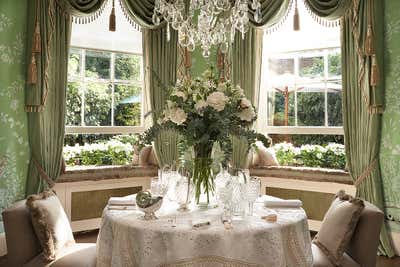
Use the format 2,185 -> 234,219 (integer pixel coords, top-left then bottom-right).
265,48 -> 342,128
66,48 -> 143,131
257,1 -> 345,170
259,0 -> 343,137
64,2 -> 143,167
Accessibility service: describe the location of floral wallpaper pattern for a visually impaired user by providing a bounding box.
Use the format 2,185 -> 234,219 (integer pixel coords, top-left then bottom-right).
0,1 -> 29,225
381,0 -> 400,227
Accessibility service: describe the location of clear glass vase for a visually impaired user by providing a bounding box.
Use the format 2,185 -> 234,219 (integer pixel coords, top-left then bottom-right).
192,143 -> 215,207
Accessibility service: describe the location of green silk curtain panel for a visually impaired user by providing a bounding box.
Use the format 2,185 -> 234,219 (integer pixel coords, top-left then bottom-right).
143,27 -> 179,167
230,0 -> 291,169
123,0 -> 179,167
304,0 -> 394,256
342,0 -> 394,257
25,0 -> 71,194
25,0 -> 108,194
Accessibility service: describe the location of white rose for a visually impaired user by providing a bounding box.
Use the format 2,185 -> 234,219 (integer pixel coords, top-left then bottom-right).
206,91 -> 228,111
237,107 -> 256,121
169,107 -> 187,125
240,98 -> 252,109
172,90 -> 187,101
195,100 -> 208,115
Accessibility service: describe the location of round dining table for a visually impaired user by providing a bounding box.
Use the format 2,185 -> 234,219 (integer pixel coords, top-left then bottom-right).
96,196 -> 313,267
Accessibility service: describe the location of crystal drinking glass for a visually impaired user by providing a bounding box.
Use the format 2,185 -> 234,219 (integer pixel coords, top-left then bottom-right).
245,176 -> 261,216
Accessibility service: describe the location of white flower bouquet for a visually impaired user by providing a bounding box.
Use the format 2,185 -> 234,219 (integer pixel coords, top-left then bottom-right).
141,69 -> 268,203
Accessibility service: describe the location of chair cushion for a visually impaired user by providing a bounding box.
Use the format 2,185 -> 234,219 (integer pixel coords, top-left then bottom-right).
26,190 -> 75,261
251,141 -> 279,167
2,200 -> 42,266
24,243 -> 97,267
313,190 -> 364,266
312,243 -> 359,267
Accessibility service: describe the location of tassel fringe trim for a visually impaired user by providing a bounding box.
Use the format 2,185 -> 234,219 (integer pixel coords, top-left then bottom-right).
265,0 -> 295,35
54,0 -> 108,24
302,0 -> 343,28
118,0 -> 141,32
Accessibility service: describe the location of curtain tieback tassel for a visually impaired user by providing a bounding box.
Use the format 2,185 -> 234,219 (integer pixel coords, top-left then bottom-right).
32,22 -> 41,53
354,158 -> 378,187
109,0 -> 116,32
293,0 -> 300,31
27,54 -> 38,85
371,55 -> 379,86
365,24 -> 375,56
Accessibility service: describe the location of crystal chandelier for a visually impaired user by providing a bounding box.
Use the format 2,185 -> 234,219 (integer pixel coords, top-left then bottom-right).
152,0 -> 262,57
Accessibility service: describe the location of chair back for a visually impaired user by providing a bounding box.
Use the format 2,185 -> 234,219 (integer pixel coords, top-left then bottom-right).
2,200 -> 42,266
346,201 -> 384,267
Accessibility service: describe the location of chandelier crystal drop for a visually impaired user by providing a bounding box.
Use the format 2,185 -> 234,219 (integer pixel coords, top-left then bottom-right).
153,0 -> 262,57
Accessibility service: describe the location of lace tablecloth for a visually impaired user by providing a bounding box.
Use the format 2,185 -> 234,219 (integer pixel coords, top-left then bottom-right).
96,196 -> 313,267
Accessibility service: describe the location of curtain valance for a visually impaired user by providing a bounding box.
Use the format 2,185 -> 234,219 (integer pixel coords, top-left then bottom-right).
55,0 -> 108,23
303,0 -> 352,24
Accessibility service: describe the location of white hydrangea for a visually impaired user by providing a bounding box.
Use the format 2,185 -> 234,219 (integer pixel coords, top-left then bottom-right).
206,91 -> 228,111
237,107 -> 256,121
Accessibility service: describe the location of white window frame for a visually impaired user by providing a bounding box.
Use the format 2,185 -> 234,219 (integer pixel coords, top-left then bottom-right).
65,46 -> 146,135
257,47 -> 344,136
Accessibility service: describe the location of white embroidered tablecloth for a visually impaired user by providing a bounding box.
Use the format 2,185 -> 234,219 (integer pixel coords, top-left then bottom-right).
96,196 -> 313,267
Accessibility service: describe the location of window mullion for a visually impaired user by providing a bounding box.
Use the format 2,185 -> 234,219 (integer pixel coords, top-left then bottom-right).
111,52 -> 115,127
294,56 -> 299,127
324,50 -> 329,127
81,49 -> 86,126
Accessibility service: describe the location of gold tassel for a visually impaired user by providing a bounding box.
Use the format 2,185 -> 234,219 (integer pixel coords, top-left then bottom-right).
32,21 -> 41,53
293,0 -> 300,31
109,0 -> 116,32
27,54 -> 38,85
365,24 -> 375,56
370,55 -> 379,86
184,48 -> 191,69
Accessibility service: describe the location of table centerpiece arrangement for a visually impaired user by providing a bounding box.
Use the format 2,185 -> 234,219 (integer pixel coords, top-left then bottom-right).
141,68 -> 269,205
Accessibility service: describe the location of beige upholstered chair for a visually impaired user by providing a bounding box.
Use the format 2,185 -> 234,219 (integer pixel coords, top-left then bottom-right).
312,201 -> 384,267
2,200 -> 96,267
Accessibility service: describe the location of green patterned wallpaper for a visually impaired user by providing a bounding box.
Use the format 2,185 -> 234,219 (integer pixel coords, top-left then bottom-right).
0,1 -> 29,222
381,0 -> 400,228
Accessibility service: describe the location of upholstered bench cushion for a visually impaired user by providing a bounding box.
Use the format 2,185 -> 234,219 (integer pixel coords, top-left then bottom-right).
312,244 -> 359,267
24,243 -> 97,267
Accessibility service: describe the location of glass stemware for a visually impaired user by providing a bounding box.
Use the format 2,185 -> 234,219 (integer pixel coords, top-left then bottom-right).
244,176 -> 261,216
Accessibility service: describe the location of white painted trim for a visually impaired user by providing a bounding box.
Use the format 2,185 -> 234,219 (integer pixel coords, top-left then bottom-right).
0,233 -> 6,256
390,232 -> 400,256
54,176 -> 151,232
65,126 -> 145,134
263,126 -> 344,135
260,176 -> 355,195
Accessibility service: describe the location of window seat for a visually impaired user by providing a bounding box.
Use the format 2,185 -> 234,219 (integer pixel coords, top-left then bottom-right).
58,165 -> 158,183
250,166 -> 352,185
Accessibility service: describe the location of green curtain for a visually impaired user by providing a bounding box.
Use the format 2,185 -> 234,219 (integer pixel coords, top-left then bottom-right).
303,0 -> 352,20
304,0 -> 393,256
230,0 -> 291,169
142,27 -> 179,167
342,0 -> 394,257
122,0 -> 179,167
55,0 -> 107,19
25,0 -> 107,194
25,0 -> 71,194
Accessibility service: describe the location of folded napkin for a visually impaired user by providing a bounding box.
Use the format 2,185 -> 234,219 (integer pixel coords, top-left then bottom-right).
264,199 -> 302,208
107,205 -> 136,211
108,194 -> 136,206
